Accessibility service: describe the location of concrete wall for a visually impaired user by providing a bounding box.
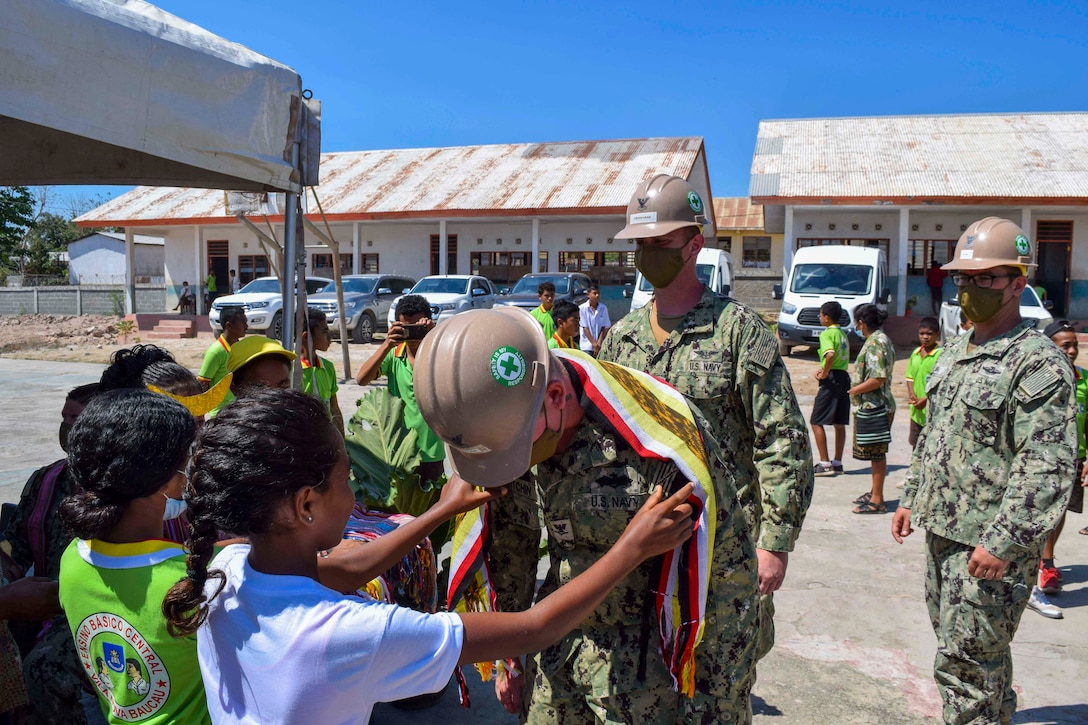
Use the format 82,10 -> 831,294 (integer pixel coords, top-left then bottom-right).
0,286 -> 165,315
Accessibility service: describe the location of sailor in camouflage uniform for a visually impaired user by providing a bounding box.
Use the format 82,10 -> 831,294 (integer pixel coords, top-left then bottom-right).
892,218 -> 1076,725
599,175 -> 813,664
415,307 -> 759,724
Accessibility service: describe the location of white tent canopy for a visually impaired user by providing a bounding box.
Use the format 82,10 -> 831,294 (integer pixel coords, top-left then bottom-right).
0,0 -> 319,193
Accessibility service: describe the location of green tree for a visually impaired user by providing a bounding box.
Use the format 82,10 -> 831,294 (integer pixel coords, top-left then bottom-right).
0,187 -> 35,271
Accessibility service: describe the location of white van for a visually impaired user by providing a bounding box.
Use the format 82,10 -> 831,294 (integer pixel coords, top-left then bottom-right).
629,248 -> 734,311
773,245 -> 889,356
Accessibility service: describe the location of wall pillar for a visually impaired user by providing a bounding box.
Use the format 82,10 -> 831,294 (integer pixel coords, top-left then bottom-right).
896,208 -> 909,316
782,206 -> 795,275
532,218 -> 541,272
352,222 -> 361,274
124,228 -> 136,314
439,219 -> 448,275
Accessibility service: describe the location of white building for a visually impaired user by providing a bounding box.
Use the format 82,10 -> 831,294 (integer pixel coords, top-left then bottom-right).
751,112 -> 1088,317
76,137 -> 715,312
67,231 -> 164,285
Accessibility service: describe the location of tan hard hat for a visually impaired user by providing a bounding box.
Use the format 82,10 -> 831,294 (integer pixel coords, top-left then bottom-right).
414,307 -> 550,488
615,174 -> 708,239
943,217 -> 1036,272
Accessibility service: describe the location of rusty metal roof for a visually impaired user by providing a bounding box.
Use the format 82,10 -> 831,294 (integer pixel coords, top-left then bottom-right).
750,113 -> 1088,203
712,197 -> 764,230
77,137 -> 705,225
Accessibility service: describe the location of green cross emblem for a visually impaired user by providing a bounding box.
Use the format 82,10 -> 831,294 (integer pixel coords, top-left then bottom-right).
490,346 -> 527,387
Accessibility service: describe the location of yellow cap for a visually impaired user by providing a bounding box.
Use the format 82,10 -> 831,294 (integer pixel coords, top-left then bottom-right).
226,335 -> 296,374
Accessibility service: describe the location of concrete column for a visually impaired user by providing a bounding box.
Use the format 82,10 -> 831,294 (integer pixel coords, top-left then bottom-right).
76,288 -> 82,316
352,222 -> 361,274
124,228 -> 136,314
532,218 -> 541,273
193,227 -> 204,314
782,206 -> 795,274
896,208 -> 909,316
439,220 -> 448,275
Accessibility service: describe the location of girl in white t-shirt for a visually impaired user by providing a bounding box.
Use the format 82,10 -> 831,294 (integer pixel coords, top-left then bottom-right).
164,388 -> 694,725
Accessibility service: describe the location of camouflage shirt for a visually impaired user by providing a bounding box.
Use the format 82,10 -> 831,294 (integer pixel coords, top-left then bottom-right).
901,321 -> 1076,560
599,290 -> 813,552
852,329 -> 896,414
488,400 -> 758,694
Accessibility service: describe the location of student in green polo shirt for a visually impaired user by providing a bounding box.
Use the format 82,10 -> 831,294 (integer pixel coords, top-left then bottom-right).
548,300 -> 579,349
530,281 -> 556,339
811,301 -> 850,476
300,308 -> 344,435
198,306 -> 247,417
904,316 -> 942,450
355,295 -> 445,487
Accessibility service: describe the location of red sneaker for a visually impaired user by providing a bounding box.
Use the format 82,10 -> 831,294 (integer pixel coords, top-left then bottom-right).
1038,564 -> 1062,594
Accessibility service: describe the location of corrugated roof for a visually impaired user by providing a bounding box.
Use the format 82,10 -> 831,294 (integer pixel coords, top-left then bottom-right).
77,137 -> 704,226
713,197 -> 764,230
749,113 -> 1088,202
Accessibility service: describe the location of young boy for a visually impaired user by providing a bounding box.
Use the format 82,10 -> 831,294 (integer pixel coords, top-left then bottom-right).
300,307 -> 344,434
548,300 -> 580,349
530,281 -> 556,339
811,301 -> 850,476
579,283 -> 611,357
198,305 -> 247,416
904,317 -> 942,450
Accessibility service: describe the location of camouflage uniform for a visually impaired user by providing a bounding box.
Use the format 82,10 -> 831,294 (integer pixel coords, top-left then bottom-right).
901,321 -> 1076,725
599,289 -> 813,660
490,392 -> 758,724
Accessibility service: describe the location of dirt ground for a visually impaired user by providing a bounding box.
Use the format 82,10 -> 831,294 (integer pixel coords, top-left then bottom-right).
0,313 -> 929,405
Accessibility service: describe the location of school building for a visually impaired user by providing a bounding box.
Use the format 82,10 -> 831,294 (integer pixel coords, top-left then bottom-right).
750,112 -> 1088,317
75,137 -> 715,313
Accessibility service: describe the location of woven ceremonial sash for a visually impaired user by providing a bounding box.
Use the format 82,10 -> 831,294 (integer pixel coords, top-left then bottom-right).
446,349 -> 716,699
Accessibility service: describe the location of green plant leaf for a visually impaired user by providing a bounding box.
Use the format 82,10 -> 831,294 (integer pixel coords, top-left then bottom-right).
345,389 -> 424,509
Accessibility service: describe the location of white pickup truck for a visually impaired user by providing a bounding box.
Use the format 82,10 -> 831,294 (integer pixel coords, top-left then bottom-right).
938,285 -> 1054,344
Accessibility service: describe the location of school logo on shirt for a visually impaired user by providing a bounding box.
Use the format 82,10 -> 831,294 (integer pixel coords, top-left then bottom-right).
75,613 -> 171,722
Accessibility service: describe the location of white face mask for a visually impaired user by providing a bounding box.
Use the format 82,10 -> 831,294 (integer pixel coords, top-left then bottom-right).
162,494 -> 188,521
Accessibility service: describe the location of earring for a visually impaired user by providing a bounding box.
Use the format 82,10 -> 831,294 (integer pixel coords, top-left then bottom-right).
306,516 -> 313,523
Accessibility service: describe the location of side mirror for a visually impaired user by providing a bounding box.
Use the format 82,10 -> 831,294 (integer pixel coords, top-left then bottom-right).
1044,300 -> 1054,310
877,288 -> 890,304
499,287 -> 510,295
722,284 -> 731,297
622,283 -> 633,299
402,288 -> 412,294
377,287 -> 392,295
772,284 -> 783,300
471,287 -> 486,297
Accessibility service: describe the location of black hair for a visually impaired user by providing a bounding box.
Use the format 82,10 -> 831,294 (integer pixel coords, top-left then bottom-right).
67,382 -> 100,406
229,269 -> 236,275
820,301 -> 842,321
142,361 -> 204,398
537,281 -> 556,295
587,282 -> 600,292
1044,320 -> 1076,339
396,294 -> 433,320
853,304 -> 888,330
219,306 -> 246,328
125,658 -> 142,675
163,388 -> 343,635
918,316 -> 939,333
551,300 -> 579,323
303,307 -> 327,330
61,389 -> 195,540
99,345 -> 176,392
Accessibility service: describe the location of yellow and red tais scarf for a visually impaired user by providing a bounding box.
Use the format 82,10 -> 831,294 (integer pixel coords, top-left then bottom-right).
447,349 -> 716,702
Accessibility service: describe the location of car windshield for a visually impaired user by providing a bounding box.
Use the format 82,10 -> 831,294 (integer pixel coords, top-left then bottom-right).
238,279 -> 280,294
322,278 -> 377,295
790,264 -> 873,295
510,276 -> 571,295
412,278 -> 470,295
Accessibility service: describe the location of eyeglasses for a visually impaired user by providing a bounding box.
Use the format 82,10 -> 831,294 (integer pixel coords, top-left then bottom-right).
949,272 -> 1019,289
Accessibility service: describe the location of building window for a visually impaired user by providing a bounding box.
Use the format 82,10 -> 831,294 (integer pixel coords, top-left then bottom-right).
558,252 -> 595,272
360,254 -> 379,273
718,236 -> 732,253
237,255 -> 269,285
907,240 -> 954,275
430,235 -> 458,274
741,236 -> 771,268
472,252 -> 533,283
312,253 -> 333,271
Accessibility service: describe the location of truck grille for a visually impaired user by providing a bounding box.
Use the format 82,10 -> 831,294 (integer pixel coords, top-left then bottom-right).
309,301 -> 337,313
797,308 -> 850,327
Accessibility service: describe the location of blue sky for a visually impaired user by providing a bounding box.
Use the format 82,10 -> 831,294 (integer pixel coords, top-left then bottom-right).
54,0 -> 1088,213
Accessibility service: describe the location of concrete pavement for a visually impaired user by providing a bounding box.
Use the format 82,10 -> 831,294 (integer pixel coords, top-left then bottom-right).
2,358 -> 1086,723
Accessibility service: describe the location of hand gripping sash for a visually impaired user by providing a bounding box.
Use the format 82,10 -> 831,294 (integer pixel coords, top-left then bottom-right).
445,349 -> 716,701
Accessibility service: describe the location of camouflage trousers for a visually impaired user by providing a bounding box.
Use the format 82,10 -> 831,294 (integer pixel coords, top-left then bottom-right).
21,618 -> 90,725
755,593 -> 775,663
521,606 -> 757,725
924,533 -> 1034,725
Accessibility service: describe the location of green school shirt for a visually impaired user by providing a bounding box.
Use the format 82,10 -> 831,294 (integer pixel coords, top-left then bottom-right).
198,336 -> 235,416
906,345 -> 943,427
301,355 -> 338,410
379,344 -> 445,463
530,305 -> 556,340
59,539 -> 211,725
205,274 -> 216,293
1076,367 -> 1087,459
818,325 -> 849,372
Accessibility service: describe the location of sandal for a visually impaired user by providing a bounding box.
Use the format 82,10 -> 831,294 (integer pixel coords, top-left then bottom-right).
1080,527 -> 1088,536
852,501 -> 887,514
853,491 -> 872,505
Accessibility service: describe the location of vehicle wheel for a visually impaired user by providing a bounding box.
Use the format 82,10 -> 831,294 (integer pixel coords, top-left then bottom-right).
269,312 -> 283,341
352,313 -> 375,344
778,339 -> 790,357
